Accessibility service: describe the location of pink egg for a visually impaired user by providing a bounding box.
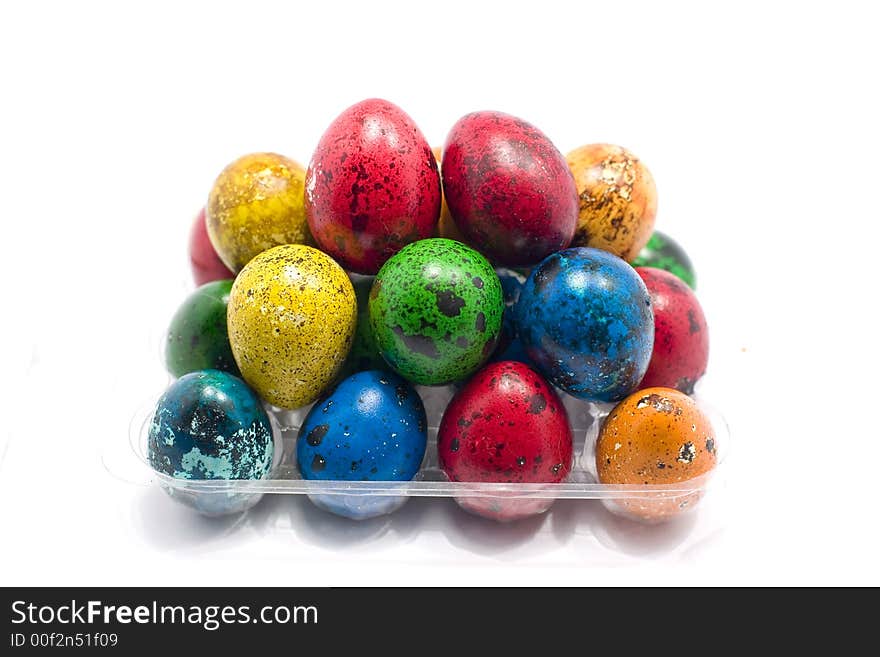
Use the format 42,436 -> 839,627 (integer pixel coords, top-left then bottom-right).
189,207 -> 234,286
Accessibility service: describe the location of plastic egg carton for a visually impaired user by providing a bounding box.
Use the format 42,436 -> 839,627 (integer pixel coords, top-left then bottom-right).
127,382 -> 728,524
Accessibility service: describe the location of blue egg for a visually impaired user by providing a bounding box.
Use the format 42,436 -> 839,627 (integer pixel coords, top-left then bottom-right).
515,248 -> 654,402
489,268 -> 534,366
148,370 -> 274,515
297,370 -> 427,519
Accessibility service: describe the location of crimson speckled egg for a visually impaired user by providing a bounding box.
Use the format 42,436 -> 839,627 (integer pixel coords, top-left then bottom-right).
636,267 -> 709,393
438,361 -> 573,521
306,99 -> 441,274
189,208 -> 234,286
441,111 -> 578,267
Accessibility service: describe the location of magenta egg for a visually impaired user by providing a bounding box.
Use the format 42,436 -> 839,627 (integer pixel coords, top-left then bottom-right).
189,207 -> 234,286
305,99 -> 441,275
441,111 -> 578,267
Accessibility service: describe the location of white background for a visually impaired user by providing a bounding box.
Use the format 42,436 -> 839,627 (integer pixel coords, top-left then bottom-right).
1,0 -> 878,586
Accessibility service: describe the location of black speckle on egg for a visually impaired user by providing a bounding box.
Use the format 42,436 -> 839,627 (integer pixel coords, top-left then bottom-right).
311,454 -> 326,472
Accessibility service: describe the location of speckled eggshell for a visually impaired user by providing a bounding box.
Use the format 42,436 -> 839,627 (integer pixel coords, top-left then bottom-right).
566,143 -> 657,261
148,370 -> 273,481
596,387 -> 717,521
369,238 -> 503,386
189,207 -> 234,286
338,275 -> 386,379
441,111 -> 578,267
305,99 -> 441,274
165,279 -> 239,378
635,267 -> 708,393
437,361 -> 573,521
515,247 -> 654,402
206,152 -> 311,272
227,244 -> 356,409
631,230 -> 697,289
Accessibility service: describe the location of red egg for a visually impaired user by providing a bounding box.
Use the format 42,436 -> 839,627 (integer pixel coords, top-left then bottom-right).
438,361 -> 573,521
189,207 -> 234,286
305,99 -> 441,274
441,111 -> 578,267
636,267 -> 709,393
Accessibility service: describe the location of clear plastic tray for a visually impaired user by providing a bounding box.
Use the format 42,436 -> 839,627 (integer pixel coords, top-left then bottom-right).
126,382 -> 729,523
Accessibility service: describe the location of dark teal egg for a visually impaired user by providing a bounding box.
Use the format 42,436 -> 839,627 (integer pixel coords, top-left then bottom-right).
165,280 -> 239,378
148,370 -> 274,515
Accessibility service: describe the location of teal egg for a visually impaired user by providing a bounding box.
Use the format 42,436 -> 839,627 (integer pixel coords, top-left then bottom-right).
165,280 -> 239,378
368,239 -> 503,385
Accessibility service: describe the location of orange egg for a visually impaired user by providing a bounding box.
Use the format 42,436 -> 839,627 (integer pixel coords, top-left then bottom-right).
595,387 -> 716,521
432,146 -> 469,243
566,143 -> 657,261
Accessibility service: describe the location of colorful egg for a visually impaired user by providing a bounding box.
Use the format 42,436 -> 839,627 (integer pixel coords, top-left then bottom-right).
189,207 -> 234,286
147,370 -> 274,515
432,146 -> 469,244
297,371 -> 427,519
441,111 -> 578,267
438,361 -> 573,521
165,279 -> 239,378
305,99 -> 441,274
631,230 -> 697,289
515,247 -> 654,402
596,387 -> 717,521
369,239 -> 503,386
566,143 -> 657,261
489,268 -> 532,365
636,267 -> 708,393
227,244 -> 356,409
339,275 -> 386,379
206,152 -> 311,272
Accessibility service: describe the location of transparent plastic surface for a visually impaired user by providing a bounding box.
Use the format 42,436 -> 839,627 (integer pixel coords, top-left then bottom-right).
126,383 -> 729,523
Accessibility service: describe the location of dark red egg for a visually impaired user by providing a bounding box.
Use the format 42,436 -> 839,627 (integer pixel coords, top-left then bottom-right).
438,360 -> 573,521
305,98 -> 441,274
189,207 -> 234,286
636,267 -> 709,393
441,111 -> 578,267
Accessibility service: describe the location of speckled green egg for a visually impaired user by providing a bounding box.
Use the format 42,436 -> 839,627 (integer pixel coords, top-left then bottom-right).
227,244 -> 357,409
165,280 -> 239,378
339,275 -> 386,379
369,238 -> 503,385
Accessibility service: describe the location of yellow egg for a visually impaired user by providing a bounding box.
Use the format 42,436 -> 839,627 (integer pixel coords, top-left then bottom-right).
432,146 -> 469,243
566,144 -> 657,261
227,245 -> 356,409
207,152 -> 312,272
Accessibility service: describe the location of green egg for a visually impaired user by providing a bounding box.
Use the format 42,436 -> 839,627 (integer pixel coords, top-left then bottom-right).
630,230 -> 697,289
165,280 -> 240,378
369,239 -> 503,386
339,275 -> 387,378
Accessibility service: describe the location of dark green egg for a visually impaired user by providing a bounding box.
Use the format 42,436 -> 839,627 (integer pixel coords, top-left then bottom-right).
165,280 -> 240,378
630,230 -> 697,289
339,275 -> 386,378
369,239 -> 503,386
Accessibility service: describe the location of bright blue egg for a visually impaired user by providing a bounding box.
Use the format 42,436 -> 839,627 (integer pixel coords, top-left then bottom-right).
296,370 -> 427,519
515,248 -> 654,402
147,369 -> 274,515
489,268 -> 534,366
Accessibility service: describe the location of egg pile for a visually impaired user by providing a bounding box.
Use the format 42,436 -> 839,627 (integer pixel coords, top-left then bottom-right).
152,98 -> 716,523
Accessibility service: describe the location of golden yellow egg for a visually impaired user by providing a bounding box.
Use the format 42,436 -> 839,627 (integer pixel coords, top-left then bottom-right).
432,146 -> 468,243
207,152 -> 311,272
227,244 -> 356,409
566,144 -> 657,261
